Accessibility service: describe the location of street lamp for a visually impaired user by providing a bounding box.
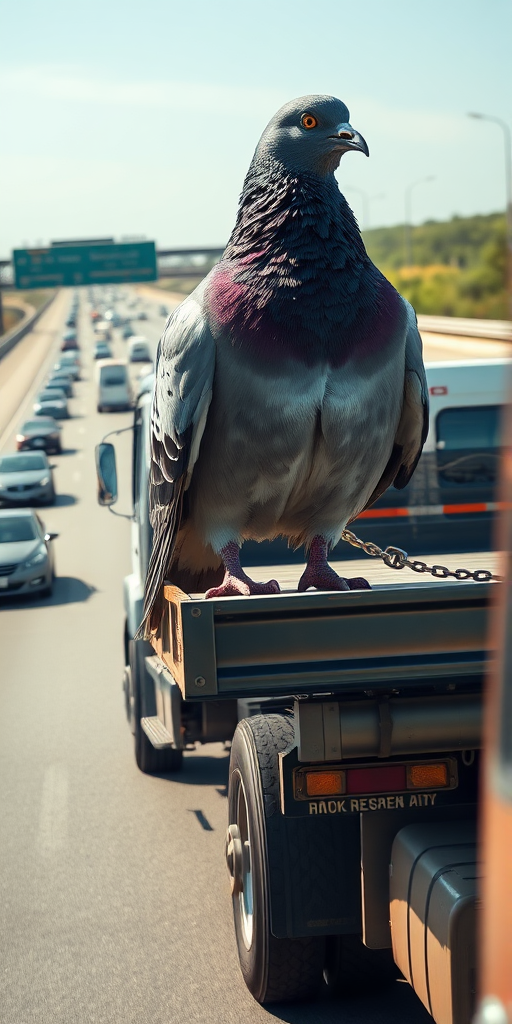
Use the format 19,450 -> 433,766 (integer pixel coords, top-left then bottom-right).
344,186 -> 385,230
468,112 -> 512,317
404,177 -> 435,266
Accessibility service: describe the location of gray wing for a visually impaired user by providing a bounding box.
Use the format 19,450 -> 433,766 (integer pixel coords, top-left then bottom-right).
137,287 -> 215,637
353,301 -> 429,517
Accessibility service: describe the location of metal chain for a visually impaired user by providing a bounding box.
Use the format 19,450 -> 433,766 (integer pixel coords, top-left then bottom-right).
340,528 -> 503,583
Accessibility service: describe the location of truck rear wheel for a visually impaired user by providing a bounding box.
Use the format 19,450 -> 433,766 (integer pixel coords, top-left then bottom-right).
227,715 -> 325,1003
129,641 -> 183,775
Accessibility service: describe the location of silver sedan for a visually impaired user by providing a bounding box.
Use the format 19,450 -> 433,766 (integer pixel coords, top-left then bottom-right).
0,452 -> 56,506
0,508 -> 57,598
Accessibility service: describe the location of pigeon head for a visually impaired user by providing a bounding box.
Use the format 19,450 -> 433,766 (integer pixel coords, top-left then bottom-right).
254,94 -> 369,177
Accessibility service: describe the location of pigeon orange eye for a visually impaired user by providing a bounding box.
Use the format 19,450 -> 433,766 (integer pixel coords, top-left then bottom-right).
301,114 -> 318,130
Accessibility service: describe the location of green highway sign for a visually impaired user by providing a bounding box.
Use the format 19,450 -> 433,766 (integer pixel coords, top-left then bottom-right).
12,241 -> 158,289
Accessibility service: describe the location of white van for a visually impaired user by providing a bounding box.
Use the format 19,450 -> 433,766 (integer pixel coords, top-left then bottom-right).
346,358 -> 511,558
423,359 -> 509,456
127,337 -> 152,363
96,359 -> 132,414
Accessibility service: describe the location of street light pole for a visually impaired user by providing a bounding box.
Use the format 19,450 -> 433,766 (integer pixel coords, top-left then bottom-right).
404,177 -> 435,266
344,187 -> 385,231
468,112 -> 512,318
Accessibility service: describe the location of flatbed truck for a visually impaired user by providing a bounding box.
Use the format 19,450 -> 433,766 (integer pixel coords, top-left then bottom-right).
96,382 -> 500,1024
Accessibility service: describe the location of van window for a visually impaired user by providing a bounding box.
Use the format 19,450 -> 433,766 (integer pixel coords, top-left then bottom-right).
436,406 -> 501,450
101,367 -> 127,386
435,405 -> 502,486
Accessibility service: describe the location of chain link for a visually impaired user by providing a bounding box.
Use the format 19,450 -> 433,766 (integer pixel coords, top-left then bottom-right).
340,528 -> 503,583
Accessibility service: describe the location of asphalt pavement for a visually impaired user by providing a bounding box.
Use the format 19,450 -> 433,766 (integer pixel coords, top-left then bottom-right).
0,289 -> 449,1024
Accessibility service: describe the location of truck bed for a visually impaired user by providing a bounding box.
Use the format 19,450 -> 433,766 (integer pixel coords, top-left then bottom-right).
149,552 -> 500,701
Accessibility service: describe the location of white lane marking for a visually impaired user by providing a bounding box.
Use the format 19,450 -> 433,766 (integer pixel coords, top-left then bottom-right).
37,764 -> 69,855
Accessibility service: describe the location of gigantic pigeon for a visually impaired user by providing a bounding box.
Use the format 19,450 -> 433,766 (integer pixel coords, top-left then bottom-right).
138,94 -> 428,638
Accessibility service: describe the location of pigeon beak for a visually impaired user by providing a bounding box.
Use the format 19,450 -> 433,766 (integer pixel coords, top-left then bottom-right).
331,123 -> 370,157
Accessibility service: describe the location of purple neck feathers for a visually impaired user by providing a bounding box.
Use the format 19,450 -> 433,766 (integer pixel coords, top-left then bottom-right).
207,159 -> 403,367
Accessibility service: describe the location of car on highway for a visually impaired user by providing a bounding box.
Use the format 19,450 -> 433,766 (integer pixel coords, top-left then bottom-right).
33,388 -> 69,419
137,310 -> 148,320
122,323 -> 134,340
94,321 -> 113,341
65,314 -> 76,328
0,452 -> 56,506
16,418 -> 62,455
61,332 -> 79,352
96,359 -> 132,413
54,352 -> 81,379
94,340 -> 113,360
127,337 -> 152,363
46,372 -> 74,398
159,304 -> 169,317
0,508 -> 57,598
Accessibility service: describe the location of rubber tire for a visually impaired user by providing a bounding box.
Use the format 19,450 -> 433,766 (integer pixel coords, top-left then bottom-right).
323,935 -> 397,995
130,640 -> 183,775
228,714 -> 325,1004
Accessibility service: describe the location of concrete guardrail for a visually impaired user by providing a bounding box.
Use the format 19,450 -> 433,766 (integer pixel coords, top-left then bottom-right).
417,314 -> 512,341
0,292 -> 57,362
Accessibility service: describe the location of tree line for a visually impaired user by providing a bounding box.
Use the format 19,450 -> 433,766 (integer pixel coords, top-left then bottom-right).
363,212 -> 507,319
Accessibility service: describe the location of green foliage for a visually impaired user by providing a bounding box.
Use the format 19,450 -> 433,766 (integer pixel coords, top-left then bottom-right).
363,213 -> 508,319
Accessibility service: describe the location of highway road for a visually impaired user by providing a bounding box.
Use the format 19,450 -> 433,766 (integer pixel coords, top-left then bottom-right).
0,290 -> 501,1024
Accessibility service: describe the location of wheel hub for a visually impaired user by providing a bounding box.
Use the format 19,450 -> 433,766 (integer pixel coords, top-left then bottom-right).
225,824 -> 243,895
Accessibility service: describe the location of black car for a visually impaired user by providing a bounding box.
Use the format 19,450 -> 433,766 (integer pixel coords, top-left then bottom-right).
16,418 -> 62,454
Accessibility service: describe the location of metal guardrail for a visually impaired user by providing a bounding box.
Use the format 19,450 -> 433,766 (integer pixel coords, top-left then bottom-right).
0,291 -> 57,362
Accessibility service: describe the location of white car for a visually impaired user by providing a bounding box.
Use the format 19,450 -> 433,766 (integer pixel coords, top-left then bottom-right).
127,337 -> 152,363
96,359 -> 132,413
94,320 -> 113,341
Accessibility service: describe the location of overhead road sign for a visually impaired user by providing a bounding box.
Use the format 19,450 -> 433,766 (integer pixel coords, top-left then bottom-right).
12,241 -> 157,289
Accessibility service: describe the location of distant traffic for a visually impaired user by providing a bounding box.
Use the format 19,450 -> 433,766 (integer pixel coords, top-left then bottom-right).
0,285 -> 159,601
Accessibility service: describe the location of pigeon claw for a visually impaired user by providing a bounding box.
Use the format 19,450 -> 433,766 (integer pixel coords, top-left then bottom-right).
205,573 -> 280,599
346,576 -> 371,590
298,565 -> 371,593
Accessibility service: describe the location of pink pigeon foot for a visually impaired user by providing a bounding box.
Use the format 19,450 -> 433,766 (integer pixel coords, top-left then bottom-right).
298,535 -> 370,593
205,541 -> 280,599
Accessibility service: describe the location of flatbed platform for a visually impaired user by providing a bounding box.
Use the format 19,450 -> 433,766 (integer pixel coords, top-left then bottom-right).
149,552 -> 500,701
237,550 -> 502,592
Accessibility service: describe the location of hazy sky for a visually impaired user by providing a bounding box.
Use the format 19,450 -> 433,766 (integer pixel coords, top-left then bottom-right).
1,0 -> 511,257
